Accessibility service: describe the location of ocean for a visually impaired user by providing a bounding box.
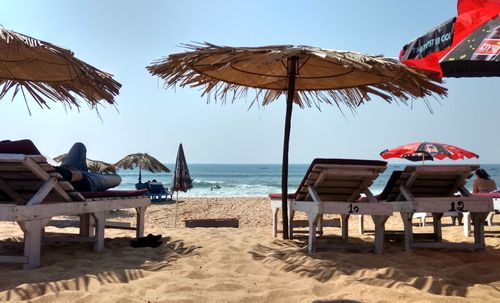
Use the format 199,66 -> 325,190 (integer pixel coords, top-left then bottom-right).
116,164 -> 500,197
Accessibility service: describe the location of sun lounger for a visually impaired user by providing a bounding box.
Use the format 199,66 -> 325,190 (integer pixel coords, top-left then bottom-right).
0,143 -> 150,269
379,165 -> 493,251
465,192 -> 500,236
274,158 -> 393,254
146,182 -> 172,202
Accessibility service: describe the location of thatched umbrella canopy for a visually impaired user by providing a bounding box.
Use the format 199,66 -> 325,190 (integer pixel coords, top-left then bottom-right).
114,153 -> 170,183
54,154 -> 117,174
147,42 -> 447,238
0,28 -> 121,112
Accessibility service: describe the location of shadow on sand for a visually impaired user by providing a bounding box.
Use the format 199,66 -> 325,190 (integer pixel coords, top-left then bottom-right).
249,236 -> 500,298
0,236 -> 200,301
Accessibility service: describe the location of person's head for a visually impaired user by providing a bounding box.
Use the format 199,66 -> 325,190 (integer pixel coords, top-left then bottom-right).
475,168 -> 490,180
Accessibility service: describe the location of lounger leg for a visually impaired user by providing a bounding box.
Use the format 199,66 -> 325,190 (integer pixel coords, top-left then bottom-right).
135,206 -> 146,238
307,213 -> 320,254
317,214 -> 324,236
271,201 -> 279,237
463,212 -> 471,237
358,214 -> 364,235
288,209 -> 295,239
472,212 -> 488,251
340,214 -> 350,241
401,212 -> 414,252
79,214 -> 95,238
92,212 -> 106,252
486,211 -> 494,226
18,219 -> 49,269
372,215 -> 389,254
431,213 -> 443,241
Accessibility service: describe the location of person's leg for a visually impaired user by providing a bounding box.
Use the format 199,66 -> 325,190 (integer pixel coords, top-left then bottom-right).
83,172 -> 122,192
61,142 -> 88,172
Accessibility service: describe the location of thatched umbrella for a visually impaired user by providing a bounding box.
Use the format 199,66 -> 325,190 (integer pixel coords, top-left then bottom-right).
0,28 -> 121,112
54,154 -> 117,174
147,43 -> 447,238
114,153 -> 170,183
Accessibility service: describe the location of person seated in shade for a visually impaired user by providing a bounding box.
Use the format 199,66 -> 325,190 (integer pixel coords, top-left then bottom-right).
473,168 -> 497,193
55,142 -> 122,192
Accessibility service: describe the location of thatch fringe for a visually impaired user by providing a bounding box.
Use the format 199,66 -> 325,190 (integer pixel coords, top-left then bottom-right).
114,153 -> 170,173
0,28 -> 121,110
147,42 -> 447,110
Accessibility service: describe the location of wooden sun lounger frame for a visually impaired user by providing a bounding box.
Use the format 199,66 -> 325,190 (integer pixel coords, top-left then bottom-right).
0,154 -> 150,269
386,165 -> 493,251
288,162 -> 393,254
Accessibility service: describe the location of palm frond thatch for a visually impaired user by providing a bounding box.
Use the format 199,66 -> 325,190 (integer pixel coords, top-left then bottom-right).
0,28 -> 121,111
114,153 -> 170,173
147,42 -> 447,110
54,153 -> 117,174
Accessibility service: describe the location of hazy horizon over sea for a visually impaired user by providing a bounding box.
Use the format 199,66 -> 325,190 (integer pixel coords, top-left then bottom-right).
116,163 -> 500,197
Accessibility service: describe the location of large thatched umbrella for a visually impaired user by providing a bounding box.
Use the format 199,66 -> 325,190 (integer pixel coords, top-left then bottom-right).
147,43 -> 447,239
0,28 -> 121,112
54,154 -> 117,174
114,153 -> 170,184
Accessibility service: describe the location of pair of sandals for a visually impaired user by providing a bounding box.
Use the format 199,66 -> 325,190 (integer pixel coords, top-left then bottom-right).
131,234 -> 163,248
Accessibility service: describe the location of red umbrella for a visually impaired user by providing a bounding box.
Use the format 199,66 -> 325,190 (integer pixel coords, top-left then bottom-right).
380,142 -> 479,162
400,0 -> 500,78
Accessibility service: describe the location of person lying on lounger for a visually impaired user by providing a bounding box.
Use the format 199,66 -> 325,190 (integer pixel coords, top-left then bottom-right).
55,142 -> 122,192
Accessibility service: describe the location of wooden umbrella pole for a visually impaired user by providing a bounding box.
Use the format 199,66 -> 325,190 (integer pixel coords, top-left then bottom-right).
281,56 -> 298,239
174,191 -> 179,227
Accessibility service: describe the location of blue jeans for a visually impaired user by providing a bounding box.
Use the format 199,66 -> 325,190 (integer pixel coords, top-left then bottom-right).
62,142 -> 121,192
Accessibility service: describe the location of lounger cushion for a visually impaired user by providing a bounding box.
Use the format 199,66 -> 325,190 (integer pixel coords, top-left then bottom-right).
80,189 -> 148,199
268,193 -> 297,200
0,139 -> 42,155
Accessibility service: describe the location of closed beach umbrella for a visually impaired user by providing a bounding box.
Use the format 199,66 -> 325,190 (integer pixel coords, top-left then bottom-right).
54,153 -> 117,174
0,28 -> 121,112
380,142 -> 479,163
172,143 -> 193,226
114,153 -> 170,183
147,43 -> 447,238
400,0 -> 500,78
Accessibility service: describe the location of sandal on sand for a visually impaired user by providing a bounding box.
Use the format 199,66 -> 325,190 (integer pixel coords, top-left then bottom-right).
130,234 -> 163,248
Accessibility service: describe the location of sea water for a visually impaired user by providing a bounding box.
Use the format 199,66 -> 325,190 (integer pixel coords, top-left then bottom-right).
116,164 -> 500,197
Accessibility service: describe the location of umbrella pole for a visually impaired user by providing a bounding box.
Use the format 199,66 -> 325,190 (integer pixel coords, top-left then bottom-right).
138,165 -> 142,183
174,191 -> 179,227
281,56 -> 298,239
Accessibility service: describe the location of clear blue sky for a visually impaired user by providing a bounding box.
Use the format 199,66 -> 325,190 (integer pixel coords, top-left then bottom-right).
1,0 -> 499,164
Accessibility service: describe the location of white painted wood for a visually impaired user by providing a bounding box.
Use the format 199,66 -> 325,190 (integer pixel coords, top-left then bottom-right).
135,207 -> 146,238
372,215 -> 389,254
307,213 -> 320,254
321,202 -> 393,215
0,255 -> 28,264
92,212 -> 106,251
413,197 -> 493,213
26,177 -> 57,206
20,219 -> 44,269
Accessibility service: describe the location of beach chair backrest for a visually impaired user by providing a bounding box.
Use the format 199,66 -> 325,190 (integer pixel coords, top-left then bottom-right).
294,158 -> 387,202
381,164 -> 479,201
148,182 -> 166,194
0,153 -> 84,205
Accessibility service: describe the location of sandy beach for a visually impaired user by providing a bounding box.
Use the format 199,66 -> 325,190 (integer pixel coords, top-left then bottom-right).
1,197 -> 500,303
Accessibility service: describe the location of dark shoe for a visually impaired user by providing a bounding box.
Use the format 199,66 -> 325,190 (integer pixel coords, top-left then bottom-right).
146,234 -> 162,241
131,235 -> 163,248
